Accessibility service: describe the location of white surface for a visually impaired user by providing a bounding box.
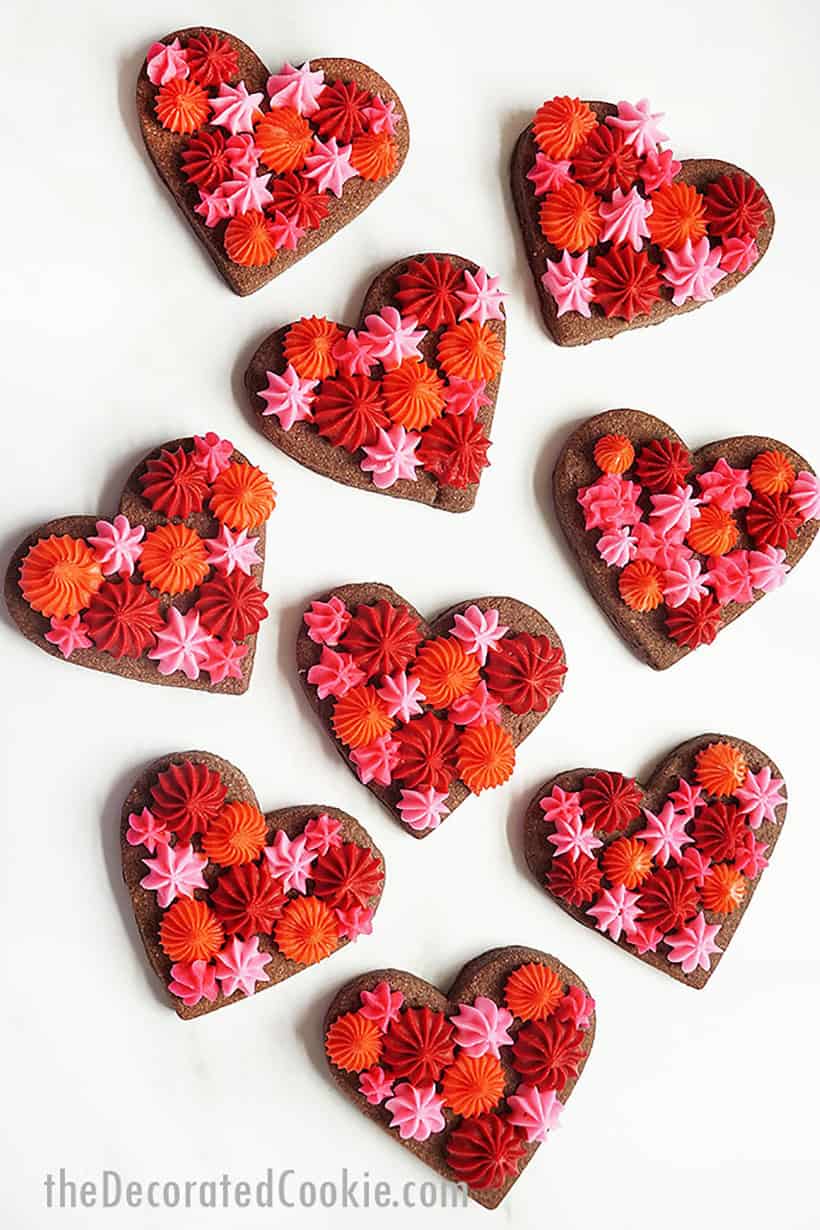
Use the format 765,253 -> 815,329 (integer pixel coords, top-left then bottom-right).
2,1 -> 819,1227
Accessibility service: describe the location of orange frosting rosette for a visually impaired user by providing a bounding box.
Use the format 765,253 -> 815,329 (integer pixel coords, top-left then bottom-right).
19,534 -> 104,618
437,322 -> 504,383
619,559 -> 664,612
224,212 -> 277,267
159,898 -> 224,963
139,523 -> 209,594
533,96 -> 596,159
601,837 -> 653,889
155,77 -> 210,133
284,317 -> 343,380
332,685 -> 394,748
594,434 -> 635,475
539,182 -> 601,252
457,722 -> 515,794
255,107 -> 314,172
350,131 -> 398,181
648,183 -> 707,251
325,1011 -> 382,1072
382,359 -> 446,430
504,962 -> 563,1021
749,450 -> 795,496
413,638 -> 481,708
694,742 -> 747,797
442,1053 -> 506,1118
209,462 -> 276,531
701,863 -> 747,913
275,895 -> 339,965
201,802 -> 267,866
686,505 -> 739,556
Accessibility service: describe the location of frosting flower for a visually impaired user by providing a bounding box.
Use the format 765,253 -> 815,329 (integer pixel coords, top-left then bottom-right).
303,813 -> 343,856
639,146 -> 681,191
146,38 -> 189,86
450,996 -> 514,1058
168,960 -> 218,1008
304,136 -> 357,196
307,646 -> 366,699
706,550 -> 754,605
665,913 -> 722,975
20,534 -> 104,618
587,884 -> 642,941
209,80 -> 264,134
397,787 -> 450,833
456,267 -> 507,325
630,922 -> 663,954
507,1085 -> 563,1143
668,777 -> 705,821
304,596 -> 350,645
547,815 -> 603,862
607,99 -> 668,157
204,526 -> 262,577
359,1066 -> 393,1106
449,681 -> 502,727
363,93 -> 399,134
635,802 -> 692,865
148,607 -> 212,680
597,527 -> 637,568
598,187 -> 652,251
577,475 -> 642,531
201,637 -> 247,683
88,515 -> 145,577
361,425 -> 422,488
662,238 -> 727,305
663,555 -> 709,607
214,935 -> 272,997
527,153 -> 573,194
362,307 -> 426,370
443,377 -> 490,417
734,831 -> 769,877
540,786 -> 583,825
790,470 -> 820,522
385,1083 -> 445,1142
332,330 -> 376,377
350,734 -> 399,785
720,234 -> 759,274
734,766 -> 786,828
126,806 -> 169,853
268,210 -> 306,250
45,614 -> 92,658
748,546 -> 790,592
140,842 -> 208,908
259,363 -> 318,428
450,603 -> 509,664
360,981 -> 404,1031
542,250 -> 595,318
678,846 -> 711,885
267,61 -> 325,114
555,986 -> 595,1029
650,484 -> 701,535
336,905 -> 374,940
263,830 -> 316,894
377,671 -> 425,722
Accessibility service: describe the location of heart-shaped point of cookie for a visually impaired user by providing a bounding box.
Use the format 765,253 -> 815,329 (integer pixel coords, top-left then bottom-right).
297,583 -> 566,835
4,434 -> 276,692
511,96 -> 774,344
324,947 -> 594,1208
245,254 -> 506,511
137,28 -> 409,295
122,751 -> 385,1019
553,409 -> 818,668
524,735 -> 786,987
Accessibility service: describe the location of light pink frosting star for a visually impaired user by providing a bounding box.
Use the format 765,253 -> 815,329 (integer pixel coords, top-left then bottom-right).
790,471 -> 820,522
665,913 -> 722,974
268,210 -> 305,251
597,527 -> 637,568
507,1085 -> 563,1143
332,330 -> 377,376
336,905 -> 374,939
705,550 -> 754,605
640,146 -> 681,191
448,681 -> 501,727
662,237 -> 727,306
539,786 -> 583,825
361,425 -> 422,488
193,432 -> 233,482
195,190 -> 233,228
360,981 -> 404,1030
304,136 -> 357,196
216,168 -> 274,216
201,637 -> 247,684
547,815 -> 603,863
635,802 -> 691,865
542,250 -> 595,318
649,484 -> 701,536
397,787 -> 450,833
209,80 -> 264,134
578,475 -> 643,531
662,555 -> 709,607
587,884 -> 642,941
267,61 -> 325,115
632,520 -> 689,568
385,1083 -> 445,1142
126,807 -> 169,854
607,99 -> 669,157
304,596 -> 350,645
214,936 -> 272,997
45,613 -> 92,658
168,960 -> 218,1007
456,267 -> 507,325
697,457 -> 751,512
350,735 -> 399,786
205,526 -> 262,576
362,94 -> 399,134
263,831 -> 316,893
443,378 -> 490,417
450,996 -> 514,1058
88,515 -> 144,577
148,608 -> 212,680
358,1065 -> 393,1105
377,671 -> 425,721
748,546 -> 790,592
668,778 -> 704,821
140,842 -> 208,908
720,234 -> 759,274
735,766 -> 785,828
599,187 -> 653,251
362,306 -> 426,370
527,153 -> 572,195
450,604 -> 509,665
259,364 -> 318,428
308,646 -> 366,699
303,813 -> 343,856
146,39 -> 189,86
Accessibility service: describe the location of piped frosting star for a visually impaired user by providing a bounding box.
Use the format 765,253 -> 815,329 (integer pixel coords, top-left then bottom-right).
209,80 -> 264,134
734,766 -> 786,828
204,526 -> 262,576
635,802 -> 692,865
304,136 -> 357,196
456,268 -> 507,325
266,61 -> 325,115
607,99 -> 669,157
665,913 -> 722,974
259,363 -> 318,429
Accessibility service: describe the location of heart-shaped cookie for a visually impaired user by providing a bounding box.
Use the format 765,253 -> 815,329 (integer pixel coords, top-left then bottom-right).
553,409 -> 819,669
324,947 -> 594,1208
4,434 -> 276,692
122,751 -> 385,1019
297,584 -> 566,836
138,28 -> 408,295
511,95 -> 774,344
245,254 -> 506,511
524,735 -> 786,987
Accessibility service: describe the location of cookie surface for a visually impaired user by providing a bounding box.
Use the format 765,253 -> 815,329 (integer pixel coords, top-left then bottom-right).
138,28 -> 409,294
511,96 -> 774,343
524,735 -> 786,987
122,751 -> 385,1018
553,409 -> 818,668
324,947 -> 594,1208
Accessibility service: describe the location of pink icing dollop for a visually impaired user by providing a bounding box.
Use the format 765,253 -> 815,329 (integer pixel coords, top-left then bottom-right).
542,250 -> 595,318
88,515 -> 144,577
587,884 -> 642,941
209,80 -> 264,135
336,905 -> 374,940
635,802 -> 691,865
697,457 -> 751,511
332,330 -> 377,377
598,187 -> 653,252
607,99 -> 669,157
269,210 -> 305,251
678,846 -> 711,886
192,432 -> 233,482
361,426 -> 422,488
448,680 -> 501,727
630,921 -> 663,954
385,1083 -> 445,1141
263,831 -> 315,894
304,596 -> 350,645
360,980 -> 404,1030
126,806 -> 169,854
548,815 -> 603,863
456,267 -> 507,325
506,1085 -> 563,1143
450,604 -> 509,665
358,1065 -> 393,1105
304,136 -> 357,197
706,550 -> 754,605
555,986 -> 595,1029
350,734 -> 399,786
632,521 -> 689,569
378,671 -> 425,722
201,637 -> 247,684
650,485 -> 701,536
596,526 -> 637,568
146,39 -> 189,86
140,842 -> 208,908
214,936 -> 272,997
665,913 -> 722,974
148,608 -> 212,680
527,153 -> 572,195
308,646 -> 366,699
267,61 -> 325,115
734,766 -> 785,828
734,831 -> 769,877
668,777 -> 704,821
720,234 -> 759,274
790,471 -> 820,522
397,787 -> 450,833
578,474 -> 643,531
662,555 -> 709,607
748,546 -> 790,592
443,378 -> 490,417
450,995 -> 514,1058
363,94 -> 399,134
45,613 -> 92,658
303,813 -> 343,856
639,146 -> 681,191
539,786 -> 582,825
259,364 -> 318,428
201,168 -> 274,221
662,238 -> 727,305
205,526 -> 262,576
361,307 -> 426,370
225,133 -> 260,176
168,960 -> 218,1007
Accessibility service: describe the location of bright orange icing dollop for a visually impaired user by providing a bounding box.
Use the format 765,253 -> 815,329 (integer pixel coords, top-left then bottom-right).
442,1052 -> 506,1118
19,534 -> 104,618
224,211 -> 277,267
437,322 -> 504,383
139,523 -> 209,594
749,450 -> 796,496
159,898 -> 224,963
382,359 -> 446,430
504,961 -> 563,1021
701,863 -> 747,913
332,685 -> 394,748
686,505 -> 739,556
618,559 -> 664,612
209,462 -> 276,531
284,316 -> 344,380
155,77 -> 210,134
413,637 -> 481,708
275,895 -> 339,965
539,181 -> 601,252
325,1011 -> 383,1071
201,801 -> 268,866
601,837 -> 654,889
594,434 -> 635,475
695,742 -> 747,797
255,107 -> 314,172
457,722 -> 516,794
350,131 -> 398,180
648,183 -> 707,251
533,96 -> 596,159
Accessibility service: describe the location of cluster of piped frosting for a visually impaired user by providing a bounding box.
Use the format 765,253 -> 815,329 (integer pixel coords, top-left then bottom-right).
257,256 -> 505,493
145,34 -> 402,267
576,432 -> 820,649
17,435 -> 276,684
127,759 -> 384,1008
302,595 -> 566,829
540,740 -> 785,975
525,96 -> 769,321
325,961 -> 593,1191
